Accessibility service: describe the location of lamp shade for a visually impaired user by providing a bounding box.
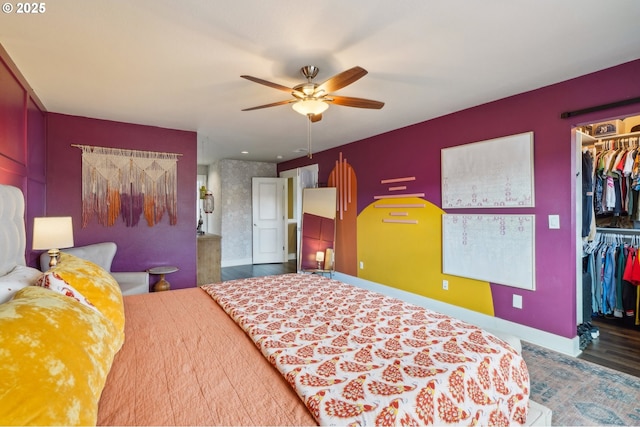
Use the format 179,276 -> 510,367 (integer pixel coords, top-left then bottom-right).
315,251 -> 325,262
203,191 -> 214,213
32,217 -> 74,250
292,99 -> 329,116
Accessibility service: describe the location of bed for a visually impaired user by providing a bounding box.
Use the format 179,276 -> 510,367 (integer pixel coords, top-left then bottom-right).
0,183 -> 550,426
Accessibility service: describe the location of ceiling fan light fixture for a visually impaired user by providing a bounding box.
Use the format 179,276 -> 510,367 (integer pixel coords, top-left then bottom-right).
292,99 -> 328,116
302,83 -> 315,96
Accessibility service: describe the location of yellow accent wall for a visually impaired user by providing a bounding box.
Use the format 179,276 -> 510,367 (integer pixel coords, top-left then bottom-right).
357,197 -> 494,315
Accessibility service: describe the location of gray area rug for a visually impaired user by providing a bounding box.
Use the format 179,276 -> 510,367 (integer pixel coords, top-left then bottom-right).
522,342 -> 640,426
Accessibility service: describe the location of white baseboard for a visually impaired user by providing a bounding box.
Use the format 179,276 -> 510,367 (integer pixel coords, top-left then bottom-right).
334,272 -> 581,357
221,257 -> 253,268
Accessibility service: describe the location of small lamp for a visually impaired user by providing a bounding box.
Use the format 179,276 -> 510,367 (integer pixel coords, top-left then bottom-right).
32,216 -> 74,268
203,191 -> 214,214
315,250 -> 325,270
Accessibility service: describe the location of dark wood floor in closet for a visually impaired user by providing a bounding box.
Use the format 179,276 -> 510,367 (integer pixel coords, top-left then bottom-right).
578,317 -> 640,378
220,262 -> 640,378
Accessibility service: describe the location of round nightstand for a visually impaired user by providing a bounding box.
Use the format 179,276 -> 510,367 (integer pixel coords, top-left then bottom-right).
148,266 -> 179,292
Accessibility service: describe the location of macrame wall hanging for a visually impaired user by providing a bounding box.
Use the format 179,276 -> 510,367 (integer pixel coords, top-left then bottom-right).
73,144 -> 180,228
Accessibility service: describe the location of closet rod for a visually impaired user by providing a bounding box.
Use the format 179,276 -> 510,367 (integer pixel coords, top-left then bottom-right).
596,227 -> 640,235
560,96 -> 640,119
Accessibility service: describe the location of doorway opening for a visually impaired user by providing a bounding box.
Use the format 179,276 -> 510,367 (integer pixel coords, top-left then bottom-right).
577,114 -> 640,352
279,164 -> 319,270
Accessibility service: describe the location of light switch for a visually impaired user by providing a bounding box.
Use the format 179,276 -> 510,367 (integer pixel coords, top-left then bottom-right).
548,215 -> 560,229
513,294 -> 523,309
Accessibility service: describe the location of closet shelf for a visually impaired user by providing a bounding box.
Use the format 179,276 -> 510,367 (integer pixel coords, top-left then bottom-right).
593,130 -> 640,140
583,130 -> 640,148
579,130 -> 596,145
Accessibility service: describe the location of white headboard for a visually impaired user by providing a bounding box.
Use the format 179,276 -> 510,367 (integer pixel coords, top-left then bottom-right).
0,184 -> 26,276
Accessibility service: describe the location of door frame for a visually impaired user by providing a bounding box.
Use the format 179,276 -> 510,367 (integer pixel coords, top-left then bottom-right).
573,113 -> 640,329
280,164 -> 319,268
574,128 -> 584,326
252,177 -> 287,264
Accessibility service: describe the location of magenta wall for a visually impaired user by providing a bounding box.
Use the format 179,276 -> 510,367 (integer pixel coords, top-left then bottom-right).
0,49 -> 46,266
280,59 -> 640,339
46,113 -> 197,290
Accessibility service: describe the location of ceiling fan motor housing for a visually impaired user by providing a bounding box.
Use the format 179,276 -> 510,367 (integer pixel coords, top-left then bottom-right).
300,65 -> 319,80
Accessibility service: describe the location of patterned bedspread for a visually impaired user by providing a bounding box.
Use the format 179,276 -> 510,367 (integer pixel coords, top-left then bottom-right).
202,274 -> 529,426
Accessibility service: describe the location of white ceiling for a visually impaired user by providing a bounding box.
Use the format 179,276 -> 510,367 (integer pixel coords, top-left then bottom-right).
2,0 -> 640,163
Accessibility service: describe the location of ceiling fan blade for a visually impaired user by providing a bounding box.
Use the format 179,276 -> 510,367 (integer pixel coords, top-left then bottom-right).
309,114 -> 322,123
241,75 -> 304,98
327,95 -> 384,109
316,66 -> 368,94
241,99 -> 296,111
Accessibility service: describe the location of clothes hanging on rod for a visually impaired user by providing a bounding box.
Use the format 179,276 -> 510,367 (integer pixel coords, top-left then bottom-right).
583,135 -> 640,232
583,230 -> 640,329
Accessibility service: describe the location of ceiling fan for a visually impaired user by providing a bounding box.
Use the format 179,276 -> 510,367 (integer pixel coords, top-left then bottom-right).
240,65 -> 384,123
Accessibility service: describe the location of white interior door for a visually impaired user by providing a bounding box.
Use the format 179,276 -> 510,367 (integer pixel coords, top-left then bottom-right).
252,177 -> 286,264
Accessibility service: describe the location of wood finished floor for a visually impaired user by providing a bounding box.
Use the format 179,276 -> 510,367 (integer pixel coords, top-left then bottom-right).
221,262 -> 640,378
221,260 -> 298,282
578,317 -> 640,377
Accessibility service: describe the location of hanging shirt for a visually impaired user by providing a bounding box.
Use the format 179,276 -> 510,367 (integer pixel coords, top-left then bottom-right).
594,244 -> 605,313
582,151 -> 594,237
623,246 -> 637,284
614,245 -> 626,317
605,176 -> 616,211
602,245 -> 617,315
623,149 -> 636,176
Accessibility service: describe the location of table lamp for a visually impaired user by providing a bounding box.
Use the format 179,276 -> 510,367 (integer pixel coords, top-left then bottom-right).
203,191 -> 214,214
316,250 -> 325,270
32,216 -> 74,267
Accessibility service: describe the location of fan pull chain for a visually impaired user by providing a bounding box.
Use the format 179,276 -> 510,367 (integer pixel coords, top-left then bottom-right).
307,114 -> 313,158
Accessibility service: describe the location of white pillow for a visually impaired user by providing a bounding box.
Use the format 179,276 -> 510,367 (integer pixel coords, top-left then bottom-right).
0,265 -> 42,304
34,272 -> 97,312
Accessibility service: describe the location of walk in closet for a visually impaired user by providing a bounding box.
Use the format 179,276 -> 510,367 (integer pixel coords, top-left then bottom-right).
580,114 -> 640,348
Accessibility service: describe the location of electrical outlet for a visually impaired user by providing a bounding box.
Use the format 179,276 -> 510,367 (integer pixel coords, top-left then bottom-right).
513,294 -> 523,309
359,261 -> 364,269
442,280 -> 449,290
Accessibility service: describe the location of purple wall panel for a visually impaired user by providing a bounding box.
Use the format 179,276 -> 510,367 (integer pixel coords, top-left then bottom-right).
0,55 -> 26,191
300,237 -> 322,270
319,218 -> 335,243
0,161 -> 26,192
0,57 -> 25,167
46,113 -> 197,290
300,213 -> 335,269
0,53 -> 46,266
302,213 -> 322,238
25,178 -> 45,266
25,97 -> 47,262
279,59 -> 640,338
26,97 -> 46,181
